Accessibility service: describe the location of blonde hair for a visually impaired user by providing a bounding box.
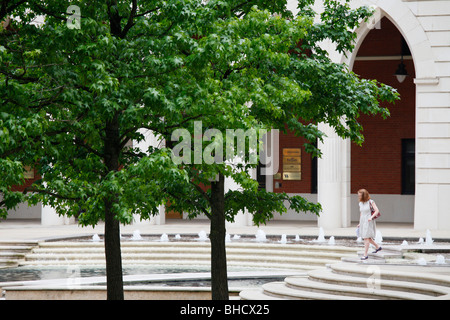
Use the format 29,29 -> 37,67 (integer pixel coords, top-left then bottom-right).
358,189 -> 371,202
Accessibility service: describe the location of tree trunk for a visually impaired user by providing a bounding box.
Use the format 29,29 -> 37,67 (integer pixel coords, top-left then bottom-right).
104,115 -> 124,300
104,200 -> 124,300
209,173 -> 229,300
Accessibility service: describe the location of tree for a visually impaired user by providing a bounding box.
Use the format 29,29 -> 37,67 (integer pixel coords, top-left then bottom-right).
0,0 -> 398,301
2,0 -> 201,300
160,0 -> 399,299
0,1 -> 52,218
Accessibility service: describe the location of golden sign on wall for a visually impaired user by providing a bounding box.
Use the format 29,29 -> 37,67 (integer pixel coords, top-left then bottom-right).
282,148 -> 301,180
23,166 -> 34,179
283,172 -> 301,180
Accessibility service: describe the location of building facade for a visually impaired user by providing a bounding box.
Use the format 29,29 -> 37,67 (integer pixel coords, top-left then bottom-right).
279,0 -> 450,231
5,0 -> 450,231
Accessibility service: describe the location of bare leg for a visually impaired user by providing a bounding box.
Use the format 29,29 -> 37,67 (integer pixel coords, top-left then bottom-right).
368,238 -> 379,250
363,238 -> 370,257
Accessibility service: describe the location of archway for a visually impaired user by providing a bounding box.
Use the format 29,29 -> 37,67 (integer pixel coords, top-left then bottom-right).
349,16 -> 416,223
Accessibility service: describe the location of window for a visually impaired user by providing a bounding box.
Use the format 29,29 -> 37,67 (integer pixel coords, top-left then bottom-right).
402,139 -> 415,195
257,163 -> 266,190
311,141 -> 318,194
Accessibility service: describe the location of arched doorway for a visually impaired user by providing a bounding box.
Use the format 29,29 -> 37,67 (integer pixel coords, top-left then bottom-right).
350,17 -> 416,223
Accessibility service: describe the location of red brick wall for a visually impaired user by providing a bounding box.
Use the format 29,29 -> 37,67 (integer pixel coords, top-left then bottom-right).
10,167 -> 40,192
351,18 -> 415,194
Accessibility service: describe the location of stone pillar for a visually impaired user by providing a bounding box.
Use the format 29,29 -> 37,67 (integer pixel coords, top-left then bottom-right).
414,78 -> 450,230
225,175 -> 251,228
317,123 -> 351,229
41,203 -> 74,225
133,129 -> 166,225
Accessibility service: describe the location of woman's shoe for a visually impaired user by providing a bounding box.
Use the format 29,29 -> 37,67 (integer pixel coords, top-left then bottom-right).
360,256 -> 368,260
372,246 -> 382,254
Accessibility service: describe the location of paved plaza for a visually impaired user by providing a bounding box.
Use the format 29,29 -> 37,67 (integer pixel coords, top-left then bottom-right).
0,219 -> 449,242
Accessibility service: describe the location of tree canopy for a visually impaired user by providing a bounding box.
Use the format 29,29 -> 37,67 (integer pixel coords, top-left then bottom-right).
1,0 -> 399,300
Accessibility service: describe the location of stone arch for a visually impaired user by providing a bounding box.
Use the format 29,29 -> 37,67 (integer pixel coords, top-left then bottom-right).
343,1 -> 438,82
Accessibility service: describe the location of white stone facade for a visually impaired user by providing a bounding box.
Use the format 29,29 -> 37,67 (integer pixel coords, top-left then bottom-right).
316,0 -> 450,230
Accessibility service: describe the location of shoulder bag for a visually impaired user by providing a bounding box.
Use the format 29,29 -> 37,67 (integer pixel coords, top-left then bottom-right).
369,200 -> 381,220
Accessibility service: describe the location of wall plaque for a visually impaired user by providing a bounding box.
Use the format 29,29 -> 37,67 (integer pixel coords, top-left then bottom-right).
23,166 -> 34,179
282,148 -> 301,180
283,172 -> 301,180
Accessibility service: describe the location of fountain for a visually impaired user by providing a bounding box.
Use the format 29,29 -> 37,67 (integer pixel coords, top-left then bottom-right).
175,234 -> 181,240
328,236 -> 335,245
92,234 -> 101,242
160,233 -> 169,242
375,230 -> 383,244
401,240 -> 409,246
279,234 -> 287,244
197,230 -> 208,241
418,237 -> 424,244
255,229 -> 267,242
416,257 -> 427,266
436,255 -> 446,265
294,235 -> 300,242
314,227 -> 326,243
232,235 -> 241,240
131,230 -> 143,241
225,234 -> 231,243
425,229 -> 434,245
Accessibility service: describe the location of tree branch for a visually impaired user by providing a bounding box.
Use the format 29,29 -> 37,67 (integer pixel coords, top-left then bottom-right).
120,0 -> 137,38
23,186 -> 81,201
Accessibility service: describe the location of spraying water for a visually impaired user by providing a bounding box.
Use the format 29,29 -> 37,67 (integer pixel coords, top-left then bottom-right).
328,236 -> 335,245
160,233 -> 169,242
131,230 -> 143,241
255,229 -> 267,242
314,227 -> 326,243
425,229 -> 434,245
197,230 -> 208,241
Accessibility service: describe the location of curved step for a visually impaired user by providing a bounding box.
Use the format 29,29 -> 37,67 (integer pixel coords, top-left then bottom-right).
240,263 -> 450,300
22,241 -> 352,270
330,263 -> 450,287
239,288 -> 285,300
260,282 -> 371,300
285,274 -> 435,300
308,268 -> 450,297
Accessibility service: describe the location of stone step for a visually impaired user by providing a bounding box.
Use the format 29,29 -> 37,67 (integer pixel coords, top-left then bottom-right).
31,245 -> 354,260
0,241 -> 37,269
0,241 -> 39,247
308,268 -> 450,297
329,263 -> 450,288
355,247 -> 404,260
261,281 -> 371,300
38,240 -> 359,254
0,259 -> 19,268
22,241 -> 354,270
0,246 -> 36,253
24,251 -> 341,266
240,263 -> 450,300
238,288 -> 285,300
0,252 -> 26,260
18,258 -> 325,272
285,273 -> 437,300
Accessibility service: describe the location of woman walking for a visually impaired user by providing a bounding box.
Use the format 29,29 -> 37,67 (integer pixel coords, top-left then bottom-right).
357,189 -> 382,260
